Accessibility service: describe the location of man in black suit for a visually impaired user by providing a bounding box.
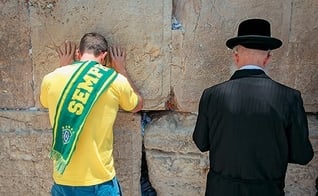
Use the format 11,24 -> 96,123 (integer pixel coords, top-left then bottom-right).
193,18 -> 314,196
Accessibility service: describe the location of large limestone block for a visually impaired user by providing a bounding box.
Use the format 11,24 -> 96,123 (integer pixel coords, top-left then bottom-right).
144,112 -> 318,196
0,1 -> 34,108
145,151 -> 208,196
0,110 -> 142,195
144,112 -> 208,196
113,112 -> 142,196
30,0 -> 171,110
144,112 -> 199,154
0,110 -> 52,195
171,0 -> 318,113
279,0 -> 318,112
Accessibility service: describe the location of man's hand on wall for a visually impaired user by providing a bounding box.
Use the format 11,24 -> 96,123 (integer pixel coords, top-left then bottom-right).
56,40 -> 77,67
109,46 -> 127,75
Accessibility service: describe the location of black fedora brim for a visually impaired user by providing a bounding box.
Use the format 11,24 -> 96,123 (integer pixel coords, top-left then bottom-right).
226,35 -> 282,50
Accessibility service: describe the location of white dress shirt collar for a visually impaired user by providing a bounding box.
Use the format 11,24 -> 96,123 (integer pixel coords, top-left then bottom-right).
239,65 -> 264,70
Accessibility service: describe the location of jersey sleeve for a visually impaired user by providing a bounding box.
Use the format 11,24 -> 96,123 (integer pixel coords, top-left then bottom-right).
115,74 -> 139,112
39,75 -> 50,108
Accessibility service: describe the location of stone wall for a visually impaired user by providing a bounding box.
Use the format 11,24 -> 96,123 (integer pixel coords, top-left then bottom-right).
0,111 -> 141,196
170,0 -> 318,112
144,113 -> 318,196
0,0 -> 317,195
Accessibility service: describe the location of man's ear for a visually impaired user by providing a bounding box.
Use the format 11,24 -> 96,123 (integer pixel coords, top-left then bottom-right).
233,52 -> 239,65
100,51 -> 108,65
263,52 -> 271,66
76,49 -> 81,60
102,51 -> 108,59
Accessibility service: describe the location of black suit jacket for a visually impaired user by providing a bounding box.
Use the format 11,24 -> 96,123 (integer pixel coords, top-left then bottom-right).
193,69 -> 313,196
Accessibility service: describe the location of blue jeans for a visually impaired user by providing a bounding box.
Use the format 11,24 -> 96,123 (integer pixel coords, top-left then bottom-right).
51,177 -> 122,196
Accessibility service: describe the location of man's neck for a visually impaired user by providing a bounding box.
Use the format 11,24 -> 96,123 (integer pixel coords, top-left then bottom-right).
79,53 -> 101,64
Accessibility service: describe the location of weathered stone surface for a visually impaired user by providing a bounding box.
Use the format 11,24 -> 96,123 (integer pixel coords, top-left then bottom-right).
0,0 -> 34,108
0,110 -> 51,134
144,112 -> 318,196
144,112 -> 199,154
145,151 -> 207,196
113,112 -> 142,196
144,112 -> 208,196
280,0 -> 318,112
0,110 -> 142,195
0,118 -> 52,195
0,175 -> 51,196
171,0 -> 318,113
30,0 -> 171,110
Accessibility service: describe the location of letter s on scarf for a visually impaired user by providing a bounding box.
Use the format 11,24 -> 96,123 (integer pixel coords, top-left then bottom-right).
68,100 -> 84,115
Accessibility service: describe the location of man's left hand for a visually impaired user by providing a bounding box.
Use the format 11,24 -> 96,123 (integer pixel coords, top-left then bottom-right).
56,40 -> 77,67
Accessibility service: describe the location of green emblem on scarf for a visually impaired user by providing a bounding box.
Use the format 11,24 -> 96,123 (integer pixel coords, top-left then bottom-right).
50,61 -> 118,174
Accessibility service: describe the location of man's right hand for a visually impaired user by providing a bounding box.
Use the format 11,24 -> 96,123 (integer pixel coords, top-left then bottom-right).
56,41 -> 77,67
109,46 -> 127,75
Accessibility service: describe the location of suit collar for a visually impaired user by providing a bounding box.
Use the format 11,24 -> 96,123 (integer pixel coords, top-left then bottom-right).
230,69 -> 270,80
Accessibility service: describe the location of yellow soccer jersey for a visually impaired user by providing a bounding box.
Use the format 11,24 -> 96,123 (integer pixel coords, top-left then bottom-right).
40,62 -> 138,186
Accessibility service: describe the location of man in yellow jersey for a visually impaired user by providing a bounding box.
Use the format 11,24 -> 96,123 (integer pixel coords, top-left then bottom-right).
40,32 -> 143,196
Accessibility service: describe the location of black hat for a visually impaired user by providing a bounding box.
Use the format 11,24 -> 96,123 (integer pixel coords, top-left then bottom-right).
226,18 -> 282,50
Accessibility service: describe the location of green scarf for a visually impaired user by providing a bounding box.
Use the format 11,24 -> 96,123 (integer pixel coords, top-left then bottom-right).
50,61 -> 118,174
